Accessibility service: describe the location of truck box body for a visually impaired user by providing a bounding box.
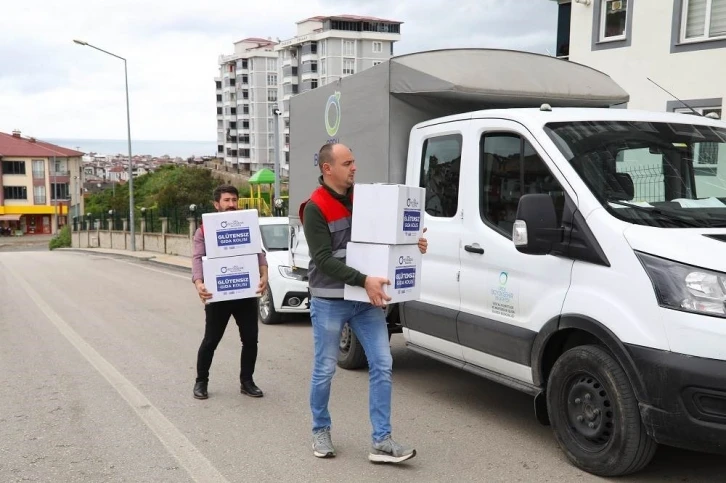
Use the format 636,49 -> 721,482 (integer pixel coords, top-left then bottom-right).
288,48 -> 629,269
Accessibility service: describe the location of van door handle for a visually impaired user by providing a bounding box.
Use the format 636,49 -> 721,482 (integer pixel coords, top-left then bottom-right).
464,244 -> 484,254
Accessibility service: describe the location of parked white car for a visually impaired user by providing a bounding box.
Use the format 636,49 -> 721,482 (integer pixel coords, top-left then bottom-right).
257,216 -> 309,324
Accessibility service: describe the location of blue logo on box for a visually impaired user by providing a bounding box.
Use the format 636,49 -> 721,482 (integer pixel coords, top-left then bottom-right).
403,210 -> 421,232
216,273 -> 251,292
217,227 -> 251,247
394,266 -> 416,290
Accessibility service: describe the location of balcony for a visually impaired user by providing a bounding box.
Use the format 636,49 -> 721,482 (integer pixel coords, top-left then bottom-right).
51,170 -> 70,177
34,196 -> 47,205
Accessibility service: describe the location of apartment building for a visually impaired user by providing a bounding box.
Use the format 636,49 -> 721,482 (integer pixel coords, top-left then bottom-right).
275,15 -> 402,168
552,0 -> 725,118
0,130 -> 84,235
215,15 -> 402,173
216,38 -> 280,172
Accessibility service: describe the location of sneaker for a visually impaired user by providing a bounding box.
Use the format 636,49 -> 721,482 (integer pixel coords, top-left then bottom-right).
312,429 -> 336,458
368,436 -> 416,463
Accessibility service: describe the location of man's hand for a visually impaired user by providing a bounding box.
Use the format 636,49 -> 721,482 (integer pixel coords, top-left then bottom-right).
418,227 -> 428,255
257,273 -> 269,295
195,280 -> 213,304
364,276 -> 392,308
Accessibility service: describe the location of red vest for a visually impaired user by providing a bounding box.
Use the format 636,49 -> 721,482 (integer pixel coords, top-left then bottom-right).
300,186 -> 352,224
301,186 -> 354,298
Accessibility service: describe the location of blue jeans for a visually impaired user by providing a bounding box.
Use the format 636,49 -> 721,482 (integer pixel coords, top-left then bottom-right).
309,297 -> 393,443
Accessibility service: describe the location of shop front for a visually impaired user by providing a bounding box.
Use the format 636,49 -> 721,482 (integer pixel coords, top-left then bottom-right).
0,205 -> 67,235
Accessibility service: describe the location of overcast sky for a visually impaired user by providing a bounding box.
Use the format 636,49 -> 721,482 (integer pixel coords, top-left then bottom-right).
0,0 -> 558,142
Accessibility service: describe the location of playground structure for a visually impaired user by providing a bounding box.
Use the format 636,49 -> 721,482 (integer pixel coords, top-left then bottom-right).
238,168 -> 288,216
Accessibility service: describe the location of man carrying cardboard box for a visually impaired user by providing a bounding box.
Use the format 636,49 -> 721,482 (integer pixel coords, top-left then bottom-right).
191,185 -> 269,400
300,143 -> 428,464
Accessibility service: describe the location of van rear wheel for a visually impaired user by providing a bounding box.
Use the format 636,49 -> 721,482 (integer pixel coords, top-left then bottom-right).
546,345 -> 657,477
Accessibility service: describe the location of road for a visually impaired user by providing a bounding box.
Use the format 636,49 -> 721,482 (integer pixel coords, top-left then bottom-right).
0,248 -> 722,482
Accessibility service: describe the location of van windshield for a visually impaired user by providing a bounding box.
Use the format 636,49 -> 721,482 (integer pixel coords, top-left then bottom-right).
543,119 -> 726,228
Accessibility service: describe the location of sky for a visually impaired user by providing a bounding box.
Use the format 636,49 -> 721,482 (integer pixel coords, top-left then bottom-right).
0,0 -> 558,142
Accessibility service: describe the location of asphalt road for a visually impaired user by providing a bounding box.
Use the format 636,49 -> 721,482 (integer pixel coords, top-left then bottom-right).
0,249 -> 722,482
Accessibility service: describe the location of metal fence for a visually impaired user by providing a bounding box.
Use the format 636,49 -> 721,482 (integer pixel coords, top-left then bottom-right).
72,199 -> 289,233
617,164 -> 664,203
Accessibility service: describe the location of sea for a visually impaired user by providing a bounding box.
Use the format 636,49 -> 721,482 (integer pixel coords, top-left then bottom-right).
45,139 -> 217,159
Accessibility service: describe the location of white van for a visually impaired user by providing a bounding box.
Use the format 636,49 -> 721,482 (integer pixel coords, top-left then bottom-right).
287,49 -> 726,476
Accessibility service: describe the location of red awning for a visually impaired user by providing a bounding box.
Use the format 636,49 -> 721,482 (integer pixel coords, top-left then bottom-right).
0,214 -> 22,221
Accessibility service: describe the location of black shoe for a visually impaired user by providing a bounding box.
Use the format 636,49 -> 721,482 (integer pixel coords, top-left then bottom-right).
240,380 -> 263,398
193,381 -> 208,399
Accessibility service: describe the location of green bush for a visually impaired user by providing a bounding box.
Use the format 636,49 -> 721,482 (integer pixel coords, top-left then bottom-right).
49,225 -> 72,250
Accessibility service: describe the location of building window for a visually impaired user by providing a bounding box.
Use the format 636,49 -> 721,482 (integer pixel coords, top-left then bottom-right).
33,186 -> 46,205
3,186 -> 27,200
320,40 -> 326,56
267,89 -> 278,102
2,160 -> 26,175
32,160 -> 45,179
343,58 -> 355,76
267,58 -> 277,71
600,0 -> 628,41
343,40 -> 355,56
267,74 -> 277,86
681,0 -> 726,42
592,0 -> 633,50
372,41 -> 383,53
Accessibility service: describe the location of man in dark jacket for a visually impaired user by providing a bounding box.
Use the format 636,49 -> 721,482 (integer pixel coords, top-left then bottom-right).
301,143 -> 427,463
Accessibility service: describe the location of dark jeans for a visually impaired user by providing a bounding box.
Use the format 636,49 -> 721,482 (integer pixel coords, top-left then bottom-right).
196,297 -> 259,384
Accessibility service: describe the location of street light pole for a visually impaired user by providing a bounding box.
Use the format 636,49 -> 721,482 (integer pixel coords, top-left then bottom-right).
272,104 -> 281,213
73,39 -> 136,251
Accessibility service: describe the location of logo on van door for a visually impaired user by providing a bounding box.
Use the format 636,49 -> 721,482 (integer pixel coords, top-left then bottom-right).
499,271 -> 508,286
325,91 -> 341,137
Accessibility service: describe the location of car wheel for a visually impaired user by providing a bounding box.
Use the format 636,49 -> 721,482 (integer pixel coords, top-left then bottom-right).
337,322 -> 367,370
546,345 -> 657,477
258,287 -> 282,325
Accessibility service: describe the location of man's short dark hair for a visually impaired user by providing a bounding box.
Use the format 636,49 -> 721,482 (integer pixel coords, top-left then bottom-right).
318,143 -> 337,172
213,184 -> 239,202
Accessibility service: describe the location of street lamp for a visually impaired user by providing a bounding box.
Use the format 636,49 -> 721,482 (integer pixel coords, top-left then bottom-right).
73,39 -> 136,250
272,104 -> 282,210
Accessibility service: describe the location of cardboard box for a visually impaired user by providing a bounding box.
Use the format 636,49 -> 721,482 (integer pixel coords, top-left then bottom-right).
202,209 -> 262,258
351,183 -> 425,245
202,255 -> 261,303
343,242 -> 422,303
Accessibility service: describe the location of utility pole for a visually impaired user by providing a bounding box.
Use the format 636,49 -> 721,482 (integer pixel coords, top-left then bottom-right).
272,104 -> 281,214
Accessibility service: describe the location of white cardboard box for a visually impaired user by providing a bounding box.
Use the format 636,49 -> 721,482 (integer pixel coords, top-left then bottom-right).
202,255 -> 260,303
202,209 -> 262,258
343,242 -> 422,303
351,183 -> 425,245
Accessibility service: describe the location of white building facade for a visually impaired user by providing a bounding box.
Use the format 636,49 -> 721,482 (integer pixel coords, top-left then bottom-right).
216,38 -> 280,172
215,16 -> 402,174
553,0 -> 725,118
274,15 -> 402,170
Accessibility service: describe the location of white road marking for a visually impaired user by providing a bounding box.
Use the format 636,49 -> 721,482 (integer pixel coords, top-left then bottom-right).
4,262 -> 229,483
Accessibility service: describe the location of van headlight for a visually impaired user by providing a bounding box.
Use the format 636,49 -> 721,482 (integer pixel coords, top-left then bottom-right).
637,251 -> 726,317
278,265 -> 305,281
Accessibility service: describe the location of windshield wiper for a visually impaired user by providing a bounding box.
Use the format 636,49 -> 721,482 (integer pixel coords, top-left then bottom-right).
606,199 -> 708,228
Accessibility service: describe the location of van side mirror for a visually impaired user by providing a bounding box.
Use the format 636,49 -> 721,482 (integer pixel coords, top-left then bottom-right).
512,194 -> 561,255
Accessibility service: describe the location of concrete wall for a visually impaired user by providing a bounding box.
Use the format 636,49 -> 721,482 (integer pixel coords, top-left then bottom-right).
71,218 -> 193,258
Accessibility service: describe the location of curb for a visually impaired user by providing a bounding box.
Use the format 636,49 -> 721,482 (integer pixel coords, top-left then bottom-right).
59,248 -> 193,273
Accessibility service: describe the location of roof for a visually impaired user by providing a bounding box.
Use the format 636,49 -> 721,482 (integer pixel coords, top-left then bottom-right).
297,14 -> 402,24
235,37 -> 277,45
0,131 -> 84,158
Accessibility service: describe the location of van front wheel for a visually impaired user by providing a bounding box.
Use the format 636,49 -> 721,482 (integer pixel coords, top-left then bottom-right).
546,345 -> 657,477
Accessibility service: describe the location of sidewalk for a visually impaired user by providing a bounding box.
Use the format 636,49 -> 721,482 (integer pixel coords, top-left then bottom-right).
59,247 -> 192,271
